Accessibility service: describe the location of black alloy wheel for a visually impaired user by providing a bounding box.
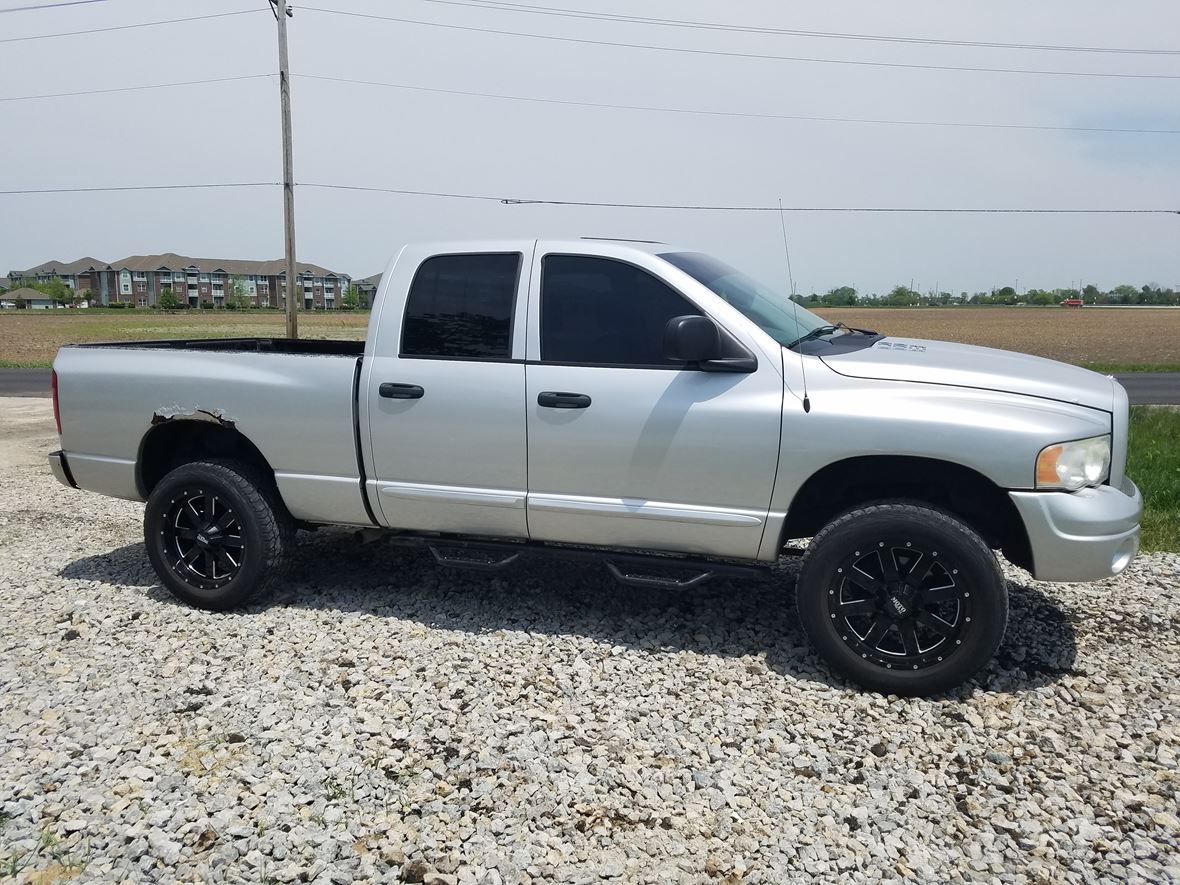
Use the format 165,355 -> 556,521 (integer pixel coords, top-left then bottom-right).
145,459 -> 293,610
160,489 -> 246,590
796,503 -> 1007,696
827,541 -> 970,671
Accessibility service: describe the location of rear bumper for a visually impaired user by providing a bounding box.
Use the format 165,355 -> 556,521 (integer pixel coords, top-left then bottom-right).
1009,477 -> 1141,583
48,450 -> 77,489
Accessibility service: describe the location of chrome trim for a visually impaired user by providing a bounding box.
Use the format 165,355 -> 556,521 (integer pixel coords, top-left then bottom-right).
378,482 -> 526,509
527,493 -> 765,527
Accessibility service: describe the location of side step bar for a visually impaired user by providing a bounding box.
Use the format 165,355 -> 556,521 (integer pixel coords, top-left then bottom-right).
381,532 -> 770,590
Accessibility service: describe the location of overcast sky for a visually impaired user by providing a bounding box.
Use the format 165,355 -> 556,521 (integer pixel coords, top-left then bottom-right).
2,0 -> 1177,294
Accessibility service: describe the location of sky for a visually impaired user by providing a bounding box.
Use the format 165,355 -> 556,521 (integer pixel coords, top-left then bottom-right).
1,0 -> 1178,295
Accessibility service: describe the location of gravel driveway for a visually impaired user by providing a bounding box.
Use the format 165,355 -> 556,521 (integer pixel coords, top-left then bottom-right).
1,397 -> 1177,883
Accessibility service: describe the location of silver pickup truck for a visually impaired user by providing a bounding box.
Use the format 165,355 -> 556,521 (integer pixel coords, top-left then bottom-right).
49,239 -> 1142,695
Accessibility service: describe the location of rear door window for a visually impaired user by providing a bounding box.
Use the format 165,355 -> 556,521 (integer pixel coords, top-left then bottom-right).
401,253 -> 521,360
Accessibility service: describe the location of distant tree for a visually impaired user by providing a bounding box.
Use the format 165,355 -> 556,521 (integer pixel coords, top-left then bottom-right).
158,288 -> 179,311
822,285 -> 858,306
341,284 -> 361,310
1109,284 -> 1138,305
886,285 -> 918,306
995,286 -> 1017,305
229,275 -> 251,309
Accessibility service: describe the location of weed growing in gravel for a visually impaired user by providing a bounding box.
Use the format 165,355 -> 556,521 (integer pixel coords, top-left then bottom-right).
1,828 -> 91,881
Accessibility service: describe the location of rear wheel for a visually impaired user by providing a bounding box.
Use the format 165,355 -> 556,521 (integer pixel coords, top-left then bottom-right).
796,503 -> 1007,696
144,459 -> 293,610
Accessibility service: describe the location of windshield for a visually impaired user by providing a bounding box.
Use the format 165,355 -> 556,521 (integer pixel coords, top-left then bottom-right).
660,251 -> 831,347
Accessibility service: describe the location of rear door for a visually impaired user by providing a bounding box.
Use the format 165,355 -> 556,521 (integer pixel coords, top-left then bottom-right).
363,244 -> 532,537
523,248 -> 784,560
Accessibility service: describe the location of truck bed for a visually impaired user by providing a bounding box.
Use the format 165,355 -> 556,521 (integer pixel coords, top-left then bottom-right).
53,340 -> 372,526
74,337 -> 365,357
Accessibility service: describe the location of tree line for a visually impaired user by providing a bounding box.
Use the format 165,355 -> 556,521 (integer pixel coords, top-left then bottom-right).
794,283 -> 1179,308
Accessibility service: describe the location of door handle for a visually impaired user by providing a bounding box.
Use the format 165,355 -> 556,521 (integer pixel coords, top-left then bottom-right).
380,382 -> 425,399
538,391 -> 591,409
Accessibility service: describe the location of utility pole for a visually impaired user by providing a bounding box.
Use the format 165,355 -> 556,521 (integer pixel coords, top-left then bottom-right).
272,0 -> 298,339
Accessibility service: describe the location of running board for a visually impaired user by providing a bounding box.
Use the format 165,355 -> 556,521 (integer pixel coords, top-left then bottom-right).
382,533 -> 770,587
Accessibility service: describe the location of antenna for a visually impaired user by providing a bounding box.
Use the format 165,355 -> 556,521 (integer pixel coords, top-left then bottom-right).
779,198 -> 810,413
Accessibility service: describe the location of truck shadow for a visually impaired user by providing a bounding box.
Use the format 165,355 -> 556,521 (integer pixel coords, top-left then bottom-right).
60,530 -> 1077,696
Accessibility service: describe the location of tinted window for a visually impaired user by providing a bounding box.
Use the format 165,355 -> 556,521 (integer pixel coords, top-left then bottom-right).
401,253 -> 520,359
660,251 -> 828,347
541,255 -> 700,366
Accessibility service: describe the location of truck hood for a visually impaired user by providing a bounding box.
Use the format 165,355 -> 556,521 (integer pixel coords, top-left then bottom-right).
818,337 -> 1115,412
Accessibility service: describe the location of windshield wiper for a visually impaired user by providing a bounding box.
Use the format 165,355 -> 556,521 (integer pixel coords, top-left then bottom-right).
786,324 -> 842,349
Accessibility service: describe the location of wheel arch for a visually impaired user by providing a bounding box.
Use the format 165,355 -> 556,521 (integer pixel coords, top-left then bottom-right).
136,417 -> 276,500
780,455 -> 1033,572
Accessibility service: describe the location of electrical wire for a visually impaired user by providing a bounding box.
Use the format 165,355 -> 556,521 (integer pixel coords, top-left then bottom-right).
0,0 -> 114,12
0,8 -> 263,43
411,0 -> 1180,57
298,73 -> 1180,135
0,73 -> 275,103
3,181 -> 1175,214
298,183 -> 1180,213
0,183 -> 279,195
300,6 -> 1180,80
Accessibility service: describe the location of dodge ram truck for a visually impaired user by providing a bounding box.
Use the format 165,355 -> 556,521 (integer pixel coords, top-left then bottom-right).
48,239 -> 1142,695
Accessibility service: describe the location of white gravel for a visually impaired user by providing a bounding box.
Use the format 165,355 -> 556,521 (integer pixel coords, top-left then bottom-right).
1,396 -> 1178,883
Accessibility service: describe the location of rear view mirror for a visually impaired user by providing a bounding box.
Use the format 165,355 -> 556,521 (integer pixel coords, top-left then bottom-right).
663,315 -> 722,363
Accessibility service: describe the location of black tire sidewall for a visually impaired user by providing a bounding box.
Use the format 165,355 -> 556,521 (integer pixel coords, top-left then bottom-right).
797,505 -> 1007,696
144,463 -> 271,610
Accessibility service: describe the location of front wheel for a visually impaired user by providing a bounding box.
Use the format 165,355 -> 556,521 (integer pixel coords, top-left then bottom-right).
796,503 -> 1007,696
144,459 -> 294,610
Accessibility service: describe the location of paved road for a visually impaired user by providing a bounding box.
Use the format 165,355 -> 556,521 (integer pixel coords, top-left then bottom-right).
0,368 -> 51,398
2,367 -> 1178,404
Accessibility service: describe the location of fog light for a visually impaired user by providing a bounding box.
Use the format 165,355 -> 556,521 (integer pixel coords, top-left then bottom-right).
1111,538 -> 1137,575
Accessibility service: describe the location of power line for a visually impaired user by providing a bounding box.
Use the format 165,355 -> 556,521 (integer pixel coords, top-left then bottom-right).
298,183 -> 1180,213
0,73 -> 275,103
300,6 -> 1180,80
413,0 -> 1180,57
0,0 -> 113,12
0,8 -> 263,43
3,180 -> 1174,214
298,73 -> 1180,136
0,183 -> 279,195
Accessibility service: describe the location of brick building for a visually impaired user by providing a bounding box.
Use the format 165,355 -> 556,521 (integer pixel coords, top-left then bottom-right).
8,254 -> 352,309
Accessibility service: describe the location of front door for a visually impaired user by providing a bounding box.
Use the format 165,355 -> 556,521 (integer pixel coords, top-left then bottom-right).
364,248 -> 532,538
524,253 -> 783,560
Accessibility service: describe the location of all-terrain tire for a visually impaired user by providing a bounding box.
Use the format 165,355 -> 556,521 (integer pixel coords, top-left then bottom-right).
144,459 -> 294,611
796,503 -> 1007,696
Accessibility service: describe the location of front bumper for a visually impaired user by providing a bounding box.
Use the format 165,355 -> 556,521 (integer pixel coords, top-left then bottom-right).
1009,477 -> 1141,583
48,450 -> 77,489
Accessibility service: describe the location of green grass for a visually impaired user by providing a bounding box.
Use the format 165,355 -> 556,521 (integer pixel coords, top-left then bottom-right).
1081,362 -> 1180,374
1128,406 -> 1180,552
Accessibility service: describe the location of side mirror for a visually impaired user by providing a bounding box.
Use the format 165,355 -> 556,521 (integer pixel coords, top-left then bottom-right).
663,315 -> 722,363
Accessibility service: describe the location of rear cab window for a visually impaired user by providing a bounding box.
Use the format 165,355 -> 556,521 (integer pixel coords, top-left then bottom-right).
401,253 -> 522,360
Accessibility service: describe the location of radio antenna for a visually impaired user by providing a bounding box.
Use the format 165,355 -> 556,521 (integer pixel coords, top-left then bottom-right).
779,198 -> 810,413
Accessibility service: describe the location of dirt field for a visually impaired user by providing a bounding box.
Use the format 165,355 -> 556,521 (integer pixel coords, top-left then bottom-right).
0,311 -> 369,366
816,307 -> 1180,367
1,306 -> 1178,367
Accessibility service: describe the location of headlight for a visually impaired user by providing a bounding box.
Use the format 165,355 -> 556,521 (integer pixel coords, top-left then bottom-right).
1035,435 -> 1111,490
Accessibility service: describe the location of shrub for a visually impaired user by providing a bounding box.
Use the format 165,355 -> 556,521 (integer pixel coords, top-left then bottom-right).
200,300 -> 215,310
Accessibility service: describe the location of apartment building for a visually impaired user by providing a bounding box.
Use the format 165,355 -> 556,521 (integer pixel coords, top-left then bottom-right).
354,272 -> 382,306
8,258 -> 114,303
8,254 -> 352,309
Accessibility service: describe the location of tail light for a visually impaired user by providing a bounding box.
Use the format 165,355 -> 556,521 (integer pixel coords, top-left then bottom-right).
51,368 -> 62,435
